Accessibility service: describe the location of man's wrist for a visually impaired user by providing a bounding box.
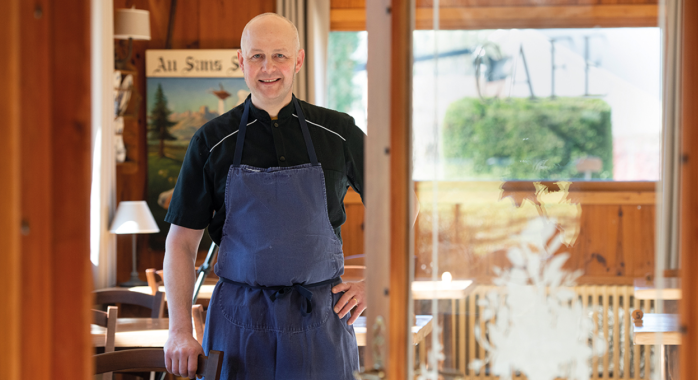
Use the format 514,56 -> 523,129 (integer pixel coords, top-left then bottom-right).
169,325 -> 194,335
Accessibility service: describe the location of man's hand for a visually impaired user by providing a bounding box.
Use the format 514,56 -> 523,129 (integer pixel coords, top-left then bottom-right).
331,280 -> 366,325
164,331 -> 204,379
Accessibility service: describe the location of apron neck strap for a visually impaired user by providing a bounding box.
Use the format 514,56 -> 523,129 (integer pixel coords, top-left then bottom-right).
292,97 -> 319,166
233,97 -> 251,167
233,96 -> 319,167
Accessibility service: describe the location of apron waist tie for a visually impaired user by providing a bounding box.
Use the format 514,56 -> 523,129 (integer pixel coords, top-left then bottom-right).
219,277 -> 341,317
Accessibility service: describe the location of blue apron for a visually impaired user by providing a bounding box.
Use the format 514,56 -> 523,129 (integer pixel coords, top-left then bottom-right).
202,97 -> 359,380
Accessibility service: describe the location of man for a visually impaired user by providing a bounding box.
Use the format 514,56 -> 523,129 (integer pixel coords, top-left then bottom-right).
162,13 -> 366,380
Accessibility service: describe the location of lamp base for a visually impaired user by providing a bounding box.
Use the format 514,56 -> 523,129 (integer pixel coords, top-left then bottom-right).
119,234 -> 147,288
119,273 -> 148,288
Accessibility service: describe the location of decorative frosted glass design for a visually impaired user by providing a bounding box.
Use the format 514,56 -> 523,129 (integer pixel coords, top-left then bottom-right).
470,217 -> 607,380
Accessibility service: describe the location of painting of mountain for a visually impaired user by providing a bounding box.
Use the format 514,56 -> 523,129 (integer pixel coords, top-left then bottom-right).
146,76 -> 249,251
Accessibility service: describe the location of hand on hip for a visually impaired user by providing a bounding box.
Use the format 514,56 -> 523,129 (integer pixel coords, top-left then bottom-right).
332,280 -> 366,325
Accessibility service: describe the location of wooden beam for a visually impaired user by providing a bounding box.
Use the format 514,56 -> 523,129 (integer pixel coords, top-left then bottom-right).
0,0 -> 22,377
331,4 -> 658,31
332,0 -> 660,7
415,5 -> 658,29
331,8 -> 366,31
364,0 -> 392,372
680,0 -> 698,375
389,0 -> 412,378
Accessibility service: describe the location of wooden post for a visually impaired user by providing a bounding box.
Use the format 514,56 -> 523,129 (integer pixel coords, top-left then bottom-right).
680,0 -> 698,376
365,0 -> 392,372
389,0 -> 414,378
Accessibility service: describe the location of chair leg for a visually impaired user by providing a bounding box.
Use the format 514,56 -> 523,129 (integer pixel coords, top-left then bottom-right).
419,341 -> 426,369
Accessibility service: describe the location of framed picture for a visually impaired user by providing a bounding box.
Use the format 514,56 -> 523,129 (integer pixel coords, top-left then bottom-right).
145,49 -> 249,252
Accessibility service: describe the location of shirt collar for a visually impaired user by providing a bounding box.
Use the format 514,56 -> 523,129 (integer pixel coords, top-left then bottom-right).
247,94 -> 296,123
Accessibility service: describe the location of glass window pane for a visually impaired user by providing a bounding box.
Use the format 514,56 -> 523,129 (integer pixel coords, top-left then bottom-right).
328,31 -> 368,133
408,9 -> 666,380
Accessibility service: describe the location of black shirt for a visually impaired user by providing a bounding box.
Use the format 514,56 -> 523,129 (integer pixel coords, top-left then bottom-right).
164,95 -> 365,246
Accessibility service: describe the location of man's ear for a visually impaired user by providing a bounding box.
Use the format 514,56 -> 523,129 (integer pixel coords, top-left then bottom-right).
295,49 -> 305,74
237,49 -> 245,73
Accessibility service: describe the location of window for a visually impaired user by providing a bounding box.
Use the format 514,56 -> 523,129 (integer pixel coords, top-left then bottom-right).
328,28 -> 661,181
327,31 -> 368,133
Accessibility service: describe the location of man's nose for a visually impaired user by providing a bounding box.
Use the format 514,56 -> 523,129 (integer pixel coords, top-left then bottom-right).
261,58 -> 274,72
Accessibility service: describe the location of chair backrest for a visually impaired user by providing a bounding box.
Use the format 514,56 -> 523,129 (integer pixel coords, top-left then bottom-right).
92,306 -> 118,380
145,268 -> 164,295
94,348 -> 224,380
94,289 -> 165,318
92,306 -> 118,352
146,267 -> 213,296
192,304 -> 205,345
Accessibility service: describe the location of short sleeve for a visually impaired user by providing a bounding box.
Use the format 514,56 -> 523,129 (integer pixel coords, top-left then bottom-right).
344,119 -> 365,204
164,135 -> 214,229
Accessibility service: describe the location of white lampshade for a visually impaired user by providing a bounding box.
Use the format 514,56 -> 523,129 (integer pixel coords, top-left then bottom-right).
110,201 -> 160,234
114,7 -> 151,40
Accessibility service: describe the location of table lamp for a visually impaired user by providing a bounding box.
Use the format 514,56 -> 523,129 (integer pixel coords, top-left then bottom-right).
114,6 -> 151,70
110,201 -> 160,287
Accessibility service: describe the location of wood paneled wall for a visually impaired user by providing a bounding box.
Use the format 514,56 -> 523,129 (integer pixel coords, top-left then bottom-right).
113,0 -> 275,284
1,0 -> 93,378
331,0 -> 659,30
413,202 -> 656,285
344,182 -> 657,285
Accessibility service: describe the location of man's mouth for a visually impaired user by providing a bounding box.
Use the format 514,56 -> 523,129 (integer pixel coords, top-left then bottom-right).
259,78 -> 281,83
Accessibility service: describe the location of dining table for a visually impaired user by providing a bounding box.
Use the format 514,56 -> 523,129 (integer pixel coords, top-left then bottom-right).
633,277 -> 681,301
127,279 -> 475,301
412,279 -> 475,373
92,315 -> 433,349
633,313 -> 680,380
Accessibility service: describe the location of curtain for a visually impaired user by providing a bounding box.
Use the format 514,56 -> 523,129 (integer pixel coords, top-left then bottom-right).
657,0 -> 683,273
91,0 -> 117,288
276,0 -> 330,106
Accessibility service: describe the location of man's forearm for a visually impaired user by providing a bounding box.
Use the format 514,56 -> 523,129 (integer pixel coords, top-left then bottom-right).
163,246 -> 197,334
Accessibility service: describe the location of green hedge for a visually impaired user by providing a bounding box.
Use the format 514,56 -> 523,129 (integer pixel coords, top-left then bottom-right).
442,97 -> 613,180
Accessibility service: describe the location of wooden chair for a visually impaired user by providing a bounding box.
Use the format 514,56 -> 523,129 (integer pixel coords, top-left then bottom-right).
342,254 -> 366,281
343,265 -> 366,281
192,304 -> 205,344
94,348 -> 224,380
92,306 -> 118,380
146,267 -> 219,296
145,268 -> 165,296
94,288 -> 165,318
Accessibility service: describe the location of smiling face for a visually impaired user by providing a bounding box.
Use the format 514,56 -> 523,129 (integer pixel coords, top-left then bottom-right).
238,15 -> 305,115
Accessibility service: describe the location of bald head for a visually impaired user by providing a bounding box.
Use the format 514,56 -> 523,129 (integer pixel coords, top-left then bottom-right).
240,13 -> 301,55
236,12 -> 305,116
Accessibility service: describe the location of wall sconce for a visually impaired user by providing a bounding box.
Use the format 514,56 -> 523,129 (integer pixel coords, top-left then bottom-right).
114,6 -> 151,70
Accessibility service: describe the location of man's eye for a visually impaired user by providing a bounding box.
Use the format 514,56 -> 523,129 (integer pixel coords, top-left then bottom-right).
276,54 -> 285,58
252,54 -> 261,59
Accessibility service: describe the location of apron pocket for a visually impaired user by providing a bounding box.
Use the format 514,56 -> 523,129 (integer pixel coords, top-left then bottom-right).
216,281 -> 333,333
